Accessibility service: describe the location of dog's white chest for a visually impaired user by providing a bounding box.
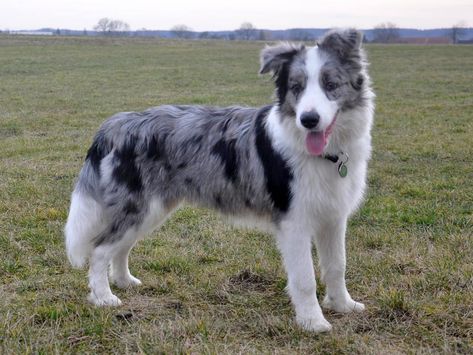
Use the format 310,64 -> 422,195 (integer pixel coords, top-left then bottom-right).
292,156 -> 367,219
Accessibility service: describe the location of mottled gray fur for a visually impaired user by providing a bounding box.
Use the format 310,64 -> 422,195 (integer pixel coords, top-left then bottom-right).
79,105 -> 278,245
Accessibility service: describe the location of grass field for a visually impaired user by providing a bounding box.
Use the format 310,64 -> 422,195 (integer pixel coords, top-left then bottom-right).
0,35 -> 472,353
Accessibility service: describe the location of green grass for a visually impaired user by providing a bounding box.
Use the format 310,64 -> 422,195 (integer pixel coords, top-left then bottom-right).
1,35 -> 472,353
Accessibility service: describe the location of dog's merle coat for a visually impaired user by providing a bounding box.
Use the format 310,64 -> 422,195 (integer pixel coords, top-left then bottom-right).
84,104 -> 289,247
66,29 -> 374,332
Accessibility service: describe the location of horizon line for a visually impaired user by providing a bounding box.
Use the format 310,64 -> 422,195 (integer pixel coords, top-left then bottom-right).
5,25 -> 472,32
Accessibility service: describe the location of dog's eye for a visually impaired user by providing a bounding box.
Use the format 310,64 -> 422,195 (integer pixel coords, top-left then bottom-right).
291,83 -> 302,94
325,81 -> 340,92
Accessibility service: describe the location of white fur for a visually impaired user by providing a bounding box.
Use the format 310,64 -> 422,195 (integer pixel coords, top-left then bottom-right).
296,47 -> 339,131
65,192 -> 104,268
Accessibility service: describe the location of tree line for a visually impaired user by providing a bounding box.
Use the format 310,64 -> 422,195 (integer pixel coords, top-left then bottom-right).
7,18 -> 466,44
371,21 -> 468,44
91,18 -> 269,40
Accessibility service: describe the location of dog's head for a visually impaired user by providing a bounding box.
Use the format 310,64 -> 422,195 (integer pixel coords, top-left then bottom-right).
260,29 -> 369,156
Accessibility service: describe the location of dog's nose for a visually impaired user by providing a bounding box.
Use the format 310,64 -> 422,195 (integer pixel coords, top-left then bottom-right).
300,111 -> 320,129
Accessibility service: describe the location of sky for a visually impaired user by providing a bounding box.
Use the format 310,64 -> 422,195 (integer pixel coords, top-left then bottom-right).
1,0 -> 472,31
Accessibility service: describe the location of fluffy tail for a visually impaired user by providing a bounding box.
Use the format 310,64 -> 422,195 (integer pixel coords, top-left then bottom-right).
65,190 -> 104,268
65,124 -> 113,267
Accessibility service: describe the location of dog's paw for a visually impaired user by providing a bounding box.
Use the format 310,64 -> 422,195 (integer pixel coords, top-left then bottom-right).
111,274 -> 142,289
322,297 -> 365,313
296,316 -> 332,333
88,292 -> 122,307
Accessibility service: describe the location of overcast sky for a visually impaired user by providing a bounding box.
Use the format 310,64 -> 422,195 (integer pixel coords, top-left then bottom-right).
1,0 -> 471,31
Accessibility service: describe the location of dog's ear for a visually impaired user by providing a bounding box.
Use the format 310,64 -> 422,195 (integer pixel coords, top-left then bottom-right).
318,29 -> 363,60
259,43 -> 305,75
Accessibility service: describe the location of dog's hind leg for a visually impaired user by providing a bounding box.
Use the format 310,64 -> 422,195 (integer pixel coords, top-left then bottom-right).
313,216 -> 365,313
87,212 -> 142,305
89,225 -> 146,306
89,224 -> 151,305
88,195 -> 175,306
109,198 -> 174,289
110,238 -> 142,289
276,220 -> 332,333
88,241 -> 123,306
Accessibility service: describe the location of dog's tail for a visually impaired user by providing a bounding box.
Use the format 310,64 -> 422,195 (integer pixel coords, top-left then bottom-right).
65,160 -> 105,268
65,127 -> 112,268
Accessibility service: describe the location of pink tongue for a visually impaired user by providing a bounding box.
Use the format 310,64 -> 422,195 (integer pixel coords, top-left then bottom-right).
306,131 -> 326,156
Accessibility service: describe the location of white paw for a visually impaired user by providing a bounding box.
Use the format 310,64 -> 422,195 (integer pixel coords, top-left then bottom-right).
88,292 -> 122,307
296,316 -> 332,333
111,274 -> 142,289
322,297 -> 365,313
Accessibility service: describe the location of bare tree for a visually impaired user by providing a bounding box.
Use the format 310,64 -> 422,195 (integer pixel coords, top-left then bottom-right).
108,20 -> 130,35
373,22 -> 400,43
94,18 -> 110,33
448,21 -> 467,44
171,25 -> 193,39
94,18 -> 130,36
236,22 -> 256,40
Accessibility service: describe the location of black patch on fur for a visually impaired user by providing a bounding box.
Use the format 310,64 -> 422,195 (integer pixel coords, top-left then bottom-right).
147,135 -> 160,160
211,138 -> 239,183
112,135 -> 142,192
163,162 -> 172,171
255,106 -> 293,213
110,222 -> 120,234
352,75 -> 364,91
184,177 -> 193,184
189,135 -> 203,145
177,162 -> 187,169
266,48 -> 301,106
147,133 -> 168,161
275,63 -> 290,106
86,131 -> 109,175
221,118 -> 232,134
215,195 -> 222,206
124,201 -> 139,215
95,222 -> 119,246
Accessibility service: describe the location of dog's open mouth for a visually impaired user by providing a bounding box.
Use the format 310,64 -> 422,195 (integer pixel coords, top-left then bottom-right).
305,114 -> 337,156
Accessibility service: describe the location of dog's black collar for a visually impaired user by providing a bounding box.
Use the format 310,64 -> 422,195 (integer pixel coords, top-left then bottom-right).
323,154 -> 339,163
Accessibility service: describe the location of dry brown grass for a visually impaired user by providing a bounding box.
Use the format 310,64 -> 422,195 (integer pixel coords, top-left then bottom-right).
1,35 -> 472,353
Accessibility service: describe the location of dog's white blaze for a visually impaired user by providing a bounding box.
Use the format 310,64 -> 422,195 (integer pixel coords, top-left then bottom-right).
296,46 -> 338,131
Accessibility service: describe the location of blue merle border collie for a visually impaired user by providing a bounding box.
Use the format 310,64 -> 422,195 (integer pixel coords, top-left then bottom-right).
65,28 -> 374,332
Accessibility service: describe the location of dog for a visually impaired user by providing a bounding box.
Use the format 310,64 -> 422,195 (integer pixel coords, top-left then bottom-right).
65,28 -> 374,332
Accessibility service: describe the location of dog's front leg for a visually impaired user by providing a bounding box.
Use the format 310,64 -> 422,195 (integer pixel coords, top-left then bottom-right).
314,216 -> 365,313
277,222 -> 332,332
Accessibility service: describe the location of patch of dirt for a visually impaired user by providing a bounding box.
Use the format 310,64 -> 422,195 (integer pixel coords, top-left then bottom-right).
228,269 -> 273,292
